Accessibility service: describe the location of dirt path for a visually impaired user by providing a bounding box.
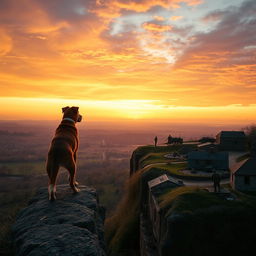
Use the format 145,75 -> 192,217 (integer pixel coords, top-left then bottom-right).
142,162 -> 230,187
183,178 -> 229,187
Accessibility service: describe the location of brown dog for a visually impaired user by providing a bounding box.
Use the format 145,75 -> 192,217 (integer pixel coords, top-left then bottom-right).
46,106 -> 82,200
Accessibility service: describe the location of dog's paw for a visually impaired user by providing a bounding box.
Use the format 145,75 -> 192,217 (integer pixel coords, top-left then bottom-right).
73,187 -> 80,193
49,193 -> 56,201
68,178 -> 79,186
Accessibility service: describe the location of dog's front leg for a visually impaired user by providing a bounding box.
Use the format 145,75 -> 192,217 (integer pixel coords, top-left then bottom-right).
68,175 -> 79,186
67,161 -> 80,193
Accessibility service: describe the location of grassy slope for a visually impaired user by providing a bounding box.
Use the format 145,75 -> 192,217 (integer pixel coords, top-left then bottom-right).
139,146 -> 211,180
0,189 -> 35,255
135,145 -> 179,154
105,165 -> 171,255
105,146 -> 179,255
159,186 -> 255,215
159,187 -> 256,256
139,152 -> 171,168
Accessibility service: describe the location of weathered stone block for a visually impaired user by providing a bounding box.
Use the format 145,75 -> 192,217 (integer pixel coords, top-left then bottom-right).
12,185 -> 106,256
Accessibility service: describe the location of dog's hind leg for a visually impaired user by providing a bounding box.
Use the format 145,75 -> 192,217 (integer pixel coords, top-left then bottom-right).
72,151 -> 79,186
66,160 -> 80,193
46,161 -> 59,201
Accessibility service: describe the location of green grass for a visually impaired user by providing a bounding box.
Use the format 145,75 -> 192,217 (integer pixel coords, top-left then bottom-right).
159,186 -> 239,217
145,162 -> 216,180
158,188 -> 256,256
155,162 -> 188,174
134,145 -> 181,158
0,189 -> 35,255
139,152 -> 171,168
139,146 -> 213,180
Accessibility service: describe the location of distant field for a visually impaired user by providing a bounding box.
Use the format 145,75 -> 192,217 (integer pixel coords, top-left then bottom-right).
0,161 -> 46,176
0,159 -> 110,177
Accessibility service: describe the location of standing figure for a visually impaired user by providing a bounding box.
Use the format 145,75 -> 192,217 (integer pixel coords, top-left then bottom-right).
212,171 -> 221,192
167,135 -> 172,144
154,136 -> 158,147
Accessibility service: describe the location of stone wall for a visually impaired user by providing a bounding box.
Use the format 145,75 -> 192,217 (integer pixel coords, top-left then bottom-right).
233,175 -> 256,191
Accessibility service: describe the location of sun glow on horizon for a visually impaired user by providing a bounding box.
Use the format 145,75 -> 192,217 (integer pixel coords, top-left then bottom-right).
1,97 -> 256,126
0,0 -> 255,124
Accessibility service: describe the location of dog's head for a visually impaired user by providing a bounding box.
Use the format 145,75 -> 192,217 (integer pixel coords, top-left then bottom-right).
62,106 -> 82,122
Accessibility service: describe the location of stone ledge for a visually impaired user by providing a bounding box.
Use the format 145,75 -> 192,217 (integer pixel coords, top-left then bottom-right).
12,185 -> 106,256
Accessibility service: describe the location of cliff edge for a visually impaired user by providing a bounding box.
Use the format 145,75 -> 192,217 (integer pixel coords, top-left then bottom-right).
12,185 -> 106,256
107,145 -> 256,256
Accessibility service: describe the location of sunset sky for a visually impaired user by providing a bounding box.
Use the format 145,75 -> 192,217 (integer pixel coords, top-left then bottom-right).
0,0 -> 255,124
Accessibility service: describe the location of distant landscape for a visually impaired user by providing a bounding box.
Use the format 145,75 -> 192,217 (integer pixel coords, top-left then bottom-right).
0,120 -> 253,255
0,120 -> 170,252
0,120 -> 156,212
0,120 -> 137,254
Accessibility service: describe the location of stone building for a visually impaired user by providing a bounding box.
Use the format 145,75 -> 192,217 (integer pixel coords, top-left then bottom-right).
197,142 -> 218,152
216,131 -> 247,151
230,156 -> 256,191
147,175 -> 183,249
187,151 -> 229,171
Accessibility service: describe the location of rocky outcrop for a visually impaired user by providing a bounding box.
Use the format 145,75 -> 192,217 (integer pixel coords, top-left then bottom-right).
130,150 -> 144,176
12,185 -> 106,256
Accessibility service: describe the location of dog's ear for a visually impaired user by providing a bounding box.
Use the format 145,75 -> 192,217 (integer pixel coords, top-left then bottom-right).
62,106 -> 70,113
71,106 -> 79,113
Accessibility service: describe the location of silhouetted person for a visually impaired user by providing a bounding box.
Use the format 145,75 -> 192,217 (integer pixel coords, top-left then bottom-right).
154,136 -> 158,147
167,135 -> 172,144
212,171 -> 221,192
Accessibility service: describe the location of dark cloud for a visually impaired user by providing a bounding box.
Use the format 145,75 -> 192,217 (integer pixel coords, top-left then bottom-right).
176,0 -> 256,68
101,28 -> 139,54
171,25 -> 194,37
201,9 -> 227,23
36,0 -> 98,22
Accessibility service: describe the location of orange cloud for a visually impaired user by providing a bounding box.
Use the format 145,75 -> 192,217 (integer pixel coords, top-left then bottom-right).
94,0 -> 203,16
154,15 -> 165,21
170,16 -> 183,21
0,29 -> 12,56
142,22 -> 172,32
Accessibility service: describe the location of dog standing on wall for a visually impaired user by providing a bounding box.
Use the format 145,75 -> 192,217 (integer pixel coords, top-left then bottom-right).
46,106 -> 82,200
